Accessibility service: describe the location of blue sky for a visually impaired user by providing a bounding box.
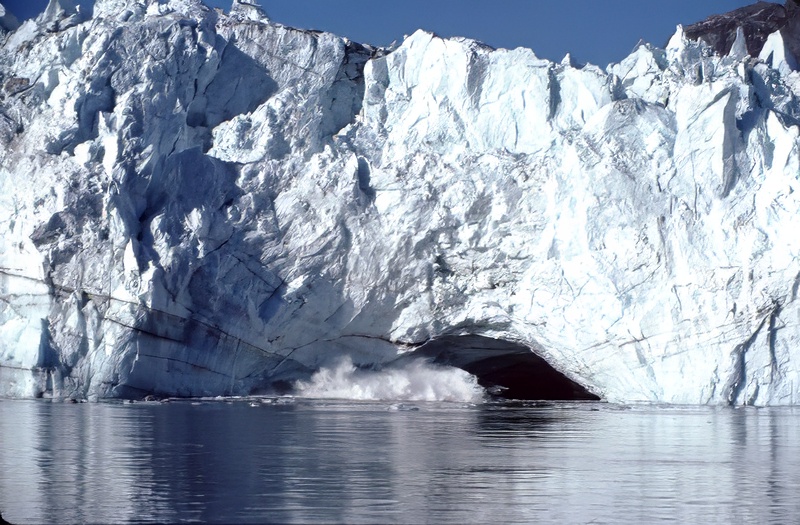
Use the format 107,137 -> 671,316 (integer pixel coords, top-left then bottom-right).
5,0 -> 758,65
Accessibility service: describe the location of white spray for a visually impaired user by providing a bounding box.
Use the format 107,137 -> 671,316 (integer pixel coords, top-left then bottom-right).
294,357 -> 486,403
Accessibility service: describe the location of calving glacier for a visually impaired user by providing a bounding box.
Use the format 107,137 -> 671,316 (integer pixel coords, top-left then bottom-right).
1,0 -> 800,405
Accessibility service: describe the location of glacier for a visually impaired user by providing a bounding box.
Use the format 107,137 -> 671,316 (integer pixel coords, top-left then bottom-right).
1,0 -> 800,405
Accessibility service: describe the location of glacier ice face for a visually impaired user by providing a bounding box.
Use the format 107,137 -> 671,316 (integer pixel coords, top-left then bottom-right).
760,29 -> 800,76
1,0 -> 800,404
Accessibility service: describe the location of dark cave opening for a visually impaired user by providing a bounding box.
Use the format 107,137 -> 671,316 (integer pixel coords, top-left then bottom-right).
410,335 -> 600,401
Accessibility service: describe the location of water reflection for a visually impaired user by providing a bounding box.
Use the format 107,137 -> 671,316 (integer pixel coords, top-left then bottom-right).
0,400 -> 799,524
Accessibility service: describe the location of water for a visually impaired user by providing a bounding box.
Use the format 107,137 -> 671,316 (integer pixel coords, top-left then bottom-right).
1,399 -> 799,524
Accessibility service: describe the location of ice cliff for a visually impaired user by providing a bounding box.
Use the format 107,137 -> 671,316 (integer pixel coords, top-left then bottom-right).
1,0 -> 800,405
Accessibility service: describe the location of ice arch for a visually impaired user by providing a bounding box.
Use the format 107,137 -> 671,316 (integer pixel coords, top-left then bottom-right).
405,335 -> 600,401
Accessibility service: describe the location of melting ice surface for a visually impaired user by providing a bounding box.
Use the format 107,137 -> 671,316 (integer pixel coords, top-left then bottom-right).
293,357 -> 486,403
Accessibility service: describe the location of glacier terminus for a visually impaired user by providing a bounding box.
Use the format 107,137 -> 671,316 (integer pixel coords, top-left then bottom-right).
1,0 -> 800,405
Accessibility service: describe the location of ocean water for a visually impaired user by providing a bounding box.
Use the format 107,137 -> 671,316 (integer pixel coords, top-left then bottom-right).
1,395 -> 799,524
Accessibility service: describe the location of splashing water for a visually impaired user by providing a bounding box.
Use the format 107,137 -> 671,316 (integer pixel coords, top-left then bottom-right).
294,357 -> 486,403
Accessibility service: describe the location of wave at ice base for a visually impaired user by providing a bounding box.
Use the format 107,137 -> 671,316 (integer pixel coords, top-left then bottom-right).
294,358 -> 485,403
